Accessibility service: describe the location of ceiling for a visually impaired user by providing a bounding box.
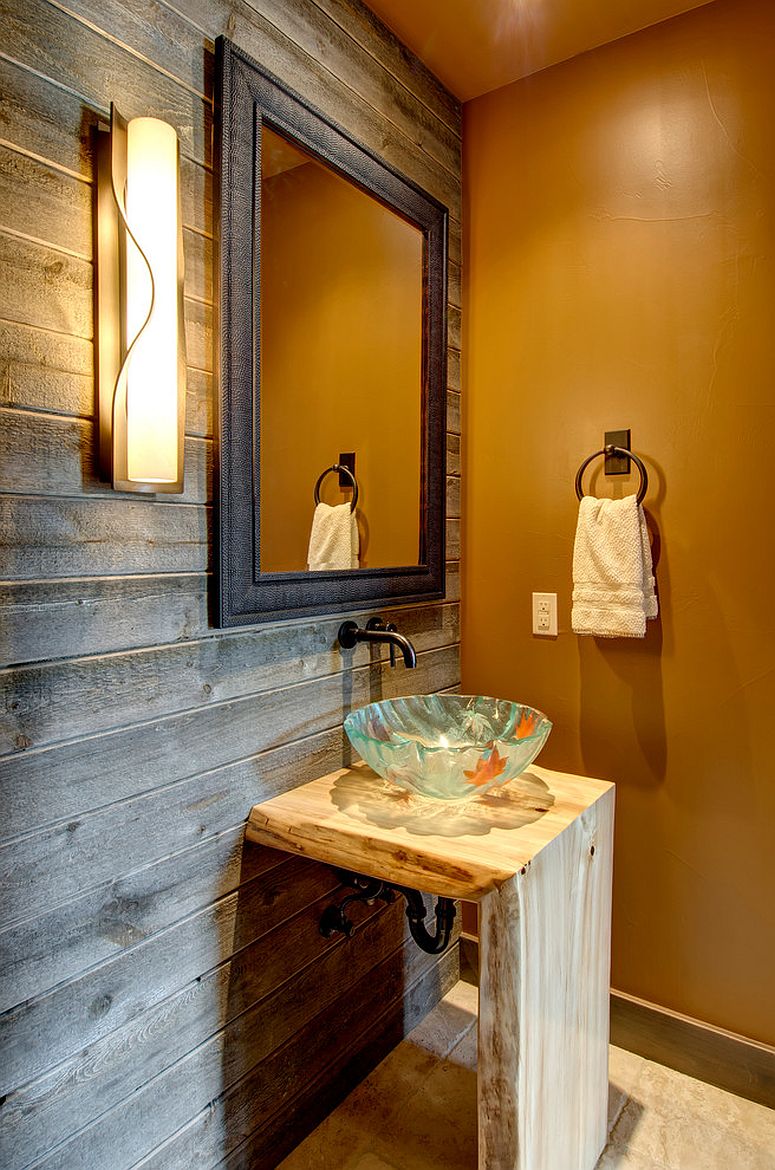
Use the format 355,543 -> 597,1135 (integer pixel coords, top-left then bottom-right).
364,0 -> 715,102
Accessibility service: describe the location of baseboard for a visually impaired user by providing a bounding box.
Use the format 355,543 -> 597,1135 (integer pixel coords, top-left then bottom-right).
610,988 -> 775,1110
457,936 -> 775,1110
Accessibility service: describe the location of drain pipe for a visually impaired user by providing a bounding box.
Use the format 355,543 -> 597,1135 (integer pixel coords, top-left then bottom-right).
319,871 -> 457,956
393,885 -> 457,955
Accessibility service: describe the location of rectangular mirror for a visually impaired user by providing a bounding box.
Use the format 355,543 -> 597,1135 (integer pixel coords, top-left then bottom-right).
214,37 -> 448,625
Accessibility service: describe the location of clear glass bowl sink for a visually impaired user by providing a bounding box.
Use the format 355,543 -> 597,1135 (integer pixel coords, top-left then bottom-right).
344,694 -> 552,801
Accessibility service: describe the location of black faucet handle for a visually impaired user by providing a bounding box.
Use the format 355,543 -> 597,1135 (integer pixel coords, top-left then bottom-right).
385,622 -> 398,668
365,616 -> 392,664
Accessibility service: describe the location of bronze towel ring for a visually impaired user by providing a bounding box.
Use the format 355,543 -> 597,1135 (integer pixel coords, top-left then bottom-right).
314,463 -> 359,512
575,446 -> 648,506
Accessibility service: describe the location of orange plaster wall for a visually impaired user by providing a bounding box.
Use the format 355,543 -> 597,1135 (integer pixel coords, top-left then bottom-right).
462,0 -> 775,1044
260,159 -> 423,572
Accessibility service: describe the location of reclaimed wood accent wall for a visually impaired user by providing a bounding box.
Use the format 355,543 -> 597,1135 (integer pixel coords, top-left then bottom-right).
0,0 -> 462,1165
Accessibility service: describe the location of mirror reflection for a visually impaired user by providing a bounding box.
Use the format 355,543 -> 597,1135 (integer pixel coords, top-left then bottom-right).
258,125 -> 424,573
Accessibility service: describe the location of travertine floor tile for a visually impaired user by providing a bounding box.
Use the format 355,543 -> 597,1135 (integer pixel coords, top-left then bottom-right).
278,1039 -> 442,1170
351,1154 -> 403,1170
596,1141 -> 670,1170
366,1024 -> 478,1170
405,983 -> 477,1060
608,1044 -> 646,1133
609,1060 -> 775,1170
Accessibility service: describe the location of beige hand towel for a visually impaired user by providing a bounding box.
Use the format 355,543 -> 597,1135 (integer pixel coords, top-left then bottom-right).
307,502 -> 359,572
572,495 -> 658,637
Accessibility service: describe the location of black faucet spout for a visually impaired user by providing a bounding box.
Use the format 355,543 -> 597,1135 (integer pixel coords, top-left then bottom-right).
338,618 -> 417,669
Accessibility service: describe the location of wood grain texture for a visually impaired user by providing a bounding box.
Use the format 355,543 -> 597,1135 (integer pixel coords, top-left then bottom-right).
0,643 -> 459,846
0,0 -> 461,1163
0,604 -> 458,757
478,785 -> 615,1170
6,900 -> 407,1170
247,762 -> 613,899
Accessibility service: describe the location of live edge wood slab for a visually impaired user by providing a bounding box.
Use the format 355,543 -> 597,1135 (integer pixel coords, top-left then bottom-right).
247,762 -> 615,1170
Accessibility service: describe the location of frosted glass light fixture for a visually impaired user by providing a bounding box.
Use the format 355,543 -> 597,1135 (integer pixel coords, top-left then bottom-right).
96,104 -> 186,493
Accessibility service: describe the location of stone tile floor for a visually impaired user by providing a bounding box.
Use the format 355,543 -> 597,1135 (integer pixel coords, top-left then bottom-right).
279,981 -> 775,1170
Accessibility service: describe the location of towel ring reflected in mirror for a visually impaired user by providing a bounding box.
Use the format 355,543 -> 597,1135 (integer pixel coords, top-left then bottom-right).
314,463 -> 359,513
575,446 -> 649,506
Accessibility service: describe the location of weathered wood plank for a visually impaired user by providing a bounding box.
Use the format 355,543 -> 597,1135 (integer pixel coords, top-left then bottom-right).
0,271 -> 209,399
0,574 -> 210,666
182,225 -> 213,303
0,852 -> 341,1097
0,149 -> 211,301
449,258 -> 461,308
308,0 -> 460,133
0,888 -> 392,1168
0,143 -> 92,257
449,223 -> 461,267
193,0 -> 459,215
1,0 -> 211,162
0,602 -> 458,755
3,0 -> 459,216
21,902 -> 406,1170
447,432 -> 460,475
184,296 -> 212,371
0,56 -> 213,234
0,641 -> 459,840
0,498 -> 458,665
448,388 -> 461,435
446,560 -> 460,603
134,936 -> 450,1170
0,494 -> 210,580
53,0 -> 460,182
0,714 -> 355,925
448,345 -> 461,392
0,408 -> 211,504
0,55 -> 94,181
0,230 -> 92,338
449,303 -> 461,350
447,473 -> 461,519
0,318 -> 92,415
447,517 -> 460,559
231,0 -> 460,173
0,823 -> 290,1012
0,320 -> 213,436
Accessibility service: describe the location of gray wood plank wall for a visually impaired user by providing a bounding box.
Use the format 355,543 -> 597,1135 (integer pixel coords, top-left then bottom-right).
0,0 -> 462,1164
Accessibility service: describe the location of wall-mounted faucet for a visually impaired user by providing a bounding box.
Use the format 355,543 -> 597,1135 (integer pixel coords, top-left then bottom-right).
338,616 -> 417,668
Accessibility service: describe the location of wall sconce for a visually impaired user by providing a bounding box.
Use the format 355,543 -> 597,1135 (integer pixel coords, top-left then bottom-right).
95,104 -> 186,493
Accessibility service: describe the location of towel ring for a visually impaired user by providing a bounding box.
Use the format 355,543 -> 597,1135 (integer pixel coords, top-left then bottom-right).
575,446 -> 649,506
314,463 -> 359,512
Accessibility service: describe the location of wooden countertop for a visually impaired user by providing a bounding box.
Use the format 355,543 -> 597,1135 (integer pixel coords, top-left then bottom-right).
246,761 -> 614,900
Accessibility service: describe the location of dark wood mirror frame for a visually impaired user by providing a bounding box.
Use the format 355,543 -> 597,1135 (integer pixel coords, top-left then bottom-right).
214,37 -> 448,627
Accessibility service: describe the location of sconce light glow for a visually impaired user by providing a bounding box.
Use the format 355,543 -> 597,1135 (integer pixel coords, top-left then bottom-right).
95,105 -> 186,493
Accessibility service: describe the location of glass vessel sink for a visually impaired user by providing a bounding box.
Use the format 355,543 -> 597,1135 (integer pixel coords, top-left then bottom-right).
344,694 -> 552,801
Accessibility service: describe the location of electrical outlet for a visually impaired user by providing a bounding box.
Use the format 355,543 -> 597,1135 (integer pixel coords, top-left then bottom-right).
532,592 -> 558,637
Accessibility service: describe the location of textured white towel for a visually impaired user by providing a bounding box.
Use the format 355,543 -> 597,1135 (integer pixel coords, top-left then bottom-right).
572,495 -> 658,637
307,502 -> 359,572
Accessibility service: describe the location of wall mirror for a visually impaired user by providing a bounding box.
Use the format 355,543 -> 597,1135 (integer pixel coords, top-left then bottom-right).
214,37 -> 448,626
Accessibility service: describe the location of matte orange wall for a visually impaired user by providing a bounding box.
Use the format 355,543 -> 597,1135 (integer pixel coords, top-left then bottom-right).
463,0 -> 775,1044
260,160 -> 423,572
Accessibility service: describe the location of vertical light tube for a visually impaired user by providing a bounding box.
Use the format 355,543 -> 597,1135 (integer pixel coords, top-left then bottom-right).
124,117 -> 180,485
